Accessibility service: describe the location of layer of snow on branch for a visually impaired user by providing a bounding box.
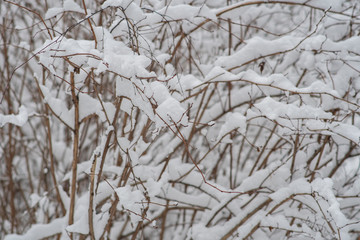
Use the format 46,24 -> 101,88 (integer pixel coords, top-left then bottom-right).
0,106 -> 28,127
4,217 -> 66,240
78,93 -> 115,122
253,96 -> 333,120
155,97 -> 188,128
115,186 -> 143,224
45,0 -> 83,19
216,36 -> 297,70
217,112 -> 246,140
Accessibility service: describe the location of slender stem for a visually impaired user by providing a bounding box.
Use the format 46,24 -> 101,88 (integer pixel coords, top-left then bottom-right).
88,155 -> 97,240
42,68 -> 66,216
68,72 -> 80,239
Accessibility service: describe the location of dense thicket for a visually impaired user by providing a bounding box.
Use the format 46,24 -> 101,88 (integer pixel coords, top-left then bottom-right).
1,0 -> 360,239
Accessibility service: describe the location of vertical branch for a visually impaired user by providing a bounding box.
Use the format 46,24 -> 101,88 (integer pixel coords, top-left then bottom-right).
2,23 -> 16,231
229,141 -> 234,189
290,133 -> 299,179
160,201 -> 169,240
310,136 -> 329,182
95,98 -> 122,193
68,71 -> 80,238
228,18 -> 232,55
5,111 -> 16,233
88,154 -> 97,240
42,69 -> 66,216
227,82 -> 232,110
81,0 -> 97,49
188,37 -> 192,73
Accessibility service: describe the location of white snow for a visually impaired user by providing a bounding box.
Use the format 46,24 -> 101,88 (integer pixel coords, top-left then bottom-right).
4,217 -> 66,240
217,112 -> 246,140
155,97 -> 188,128
45,0 -> 83,19
0,106 -> 28,127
